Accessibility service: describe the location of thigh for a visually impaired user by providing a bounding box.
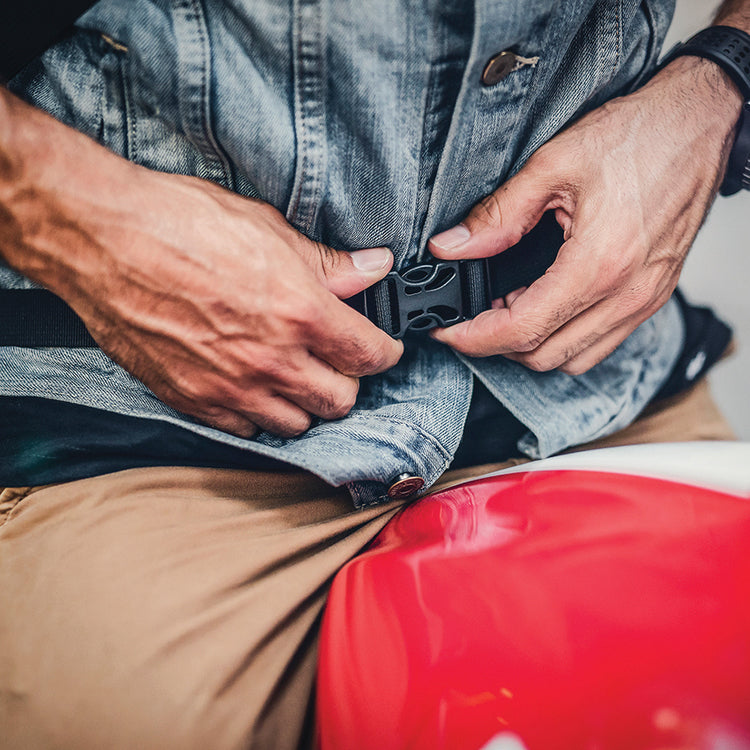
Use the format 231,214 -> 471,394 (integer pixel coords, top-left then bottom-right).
0,467 -> 401,750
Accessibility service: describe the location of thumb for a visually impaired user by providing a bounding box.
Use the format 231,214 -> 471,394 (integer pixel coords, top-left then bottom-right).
428,164 -> 556,260
313,245 -> 395,299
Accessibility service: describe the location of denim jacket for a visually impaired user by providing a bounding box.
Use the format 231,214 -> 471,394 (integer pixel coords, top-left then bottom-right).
1,0 -> 682,506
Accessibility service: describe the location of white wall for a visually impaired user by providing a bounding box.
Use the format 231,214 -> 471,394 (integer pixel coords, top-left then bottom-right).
665,0 -> 750,438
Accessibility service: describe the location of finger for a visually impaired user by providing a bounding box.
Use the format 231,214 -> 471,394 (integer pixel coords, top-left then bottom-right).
300,242 -> 396,299
274,355 -> 361,421
243,394 -> 314,438
192,406 -> 259,439
502,294 -> 654,374
502,316 -> 628,373
503,319 -> 632,375
559,320 -> 639,375
308,294 -> 404,376
428,154 -> 566,260
431,236 -> 606,357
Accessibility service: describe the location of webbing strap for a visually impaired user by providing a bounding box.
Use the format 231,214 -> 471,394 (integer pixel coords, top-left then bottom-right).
0,213 -> 563,347
0,289 -> 96,347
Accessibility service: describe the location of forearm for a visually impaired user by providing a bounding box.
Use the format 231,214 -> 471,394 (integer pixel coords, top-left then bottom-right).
0,85 -> 137,297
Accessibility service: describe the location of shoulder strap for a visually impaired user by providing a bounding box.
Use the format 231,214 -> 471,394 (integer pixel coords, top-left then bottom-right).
1,0 -> 99,81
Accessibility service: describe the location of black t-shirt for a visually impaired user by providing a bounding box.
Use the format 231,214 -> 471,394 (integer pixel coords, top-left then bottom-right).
1,1 -> 99,81
0,380 -> 526,487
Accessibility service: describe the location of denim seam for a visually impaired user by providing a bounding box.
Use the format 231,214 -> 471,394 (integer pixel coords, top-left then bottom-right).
286,0 -> 326,234
173,0 -> 234,188
341,415 -> 454,461
625,0 -> 662,93
346,483 -> 389,509
117,47 -> 136,163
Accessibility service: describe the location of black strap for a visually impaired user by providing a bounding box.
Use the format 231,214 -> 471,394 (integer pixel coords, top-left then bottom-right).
0,234 -> 733,408
0,0 -> 99,81
0,213 -> 563,347
0,289 -> 95,347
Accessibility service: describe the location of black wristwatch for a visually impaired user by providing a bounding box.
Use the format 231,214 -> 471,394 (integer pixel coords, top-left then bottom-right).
660,25 -> 750,196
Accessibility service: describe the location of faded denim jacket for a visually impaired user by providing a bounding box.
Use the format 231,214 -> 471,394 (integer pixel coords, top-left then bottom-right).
1,0 -> 683,506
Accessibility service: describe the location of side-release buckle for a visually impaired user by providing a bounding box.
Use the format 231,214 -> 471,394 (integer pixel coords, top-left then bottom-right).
346,212 -> 564,339
347,258 -> 491,339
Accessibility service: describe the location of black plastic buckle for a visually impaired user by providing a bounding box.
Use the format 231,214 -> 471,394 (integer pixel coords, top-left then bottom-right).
346,258 -> 491,339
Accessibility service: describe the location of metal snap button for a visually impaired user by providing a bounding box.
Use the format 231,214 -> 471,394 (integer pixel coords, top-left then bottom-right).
387,473 -> 425,499
481,50 -> 516,86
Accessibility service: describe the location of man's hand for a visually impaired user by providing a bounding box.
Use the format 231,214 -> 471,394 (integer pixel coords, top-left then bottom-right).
428,54 -> 743,374
0,89 -> 402,438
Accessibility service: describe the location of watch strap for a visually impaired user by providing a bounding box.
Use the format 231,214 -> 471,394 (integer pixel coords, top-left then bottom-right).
721,100 -> 750,195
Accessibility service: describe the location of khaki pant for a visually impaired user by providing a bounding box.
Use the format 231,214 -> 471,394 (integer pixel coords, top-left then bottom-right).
0,379 -> 734,750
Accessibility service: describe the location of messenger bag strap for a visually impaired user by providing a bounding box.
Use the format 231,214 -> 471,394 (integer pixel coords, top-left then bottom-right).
0,290 -> 95,347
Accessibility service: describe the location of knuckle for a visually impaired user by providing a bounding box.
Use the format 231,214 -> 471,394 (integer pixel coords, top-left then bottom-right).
508,329 -> 545,352
277,413 -> 313,438
345,337 -> 392,374
204,408 -> 258,438
469,192 -> 504,230
520,350 -> 559,372
619,285 -> 656,318
328,382 -> 359,419
309,386 -> 355,420
314,241 -> 340,274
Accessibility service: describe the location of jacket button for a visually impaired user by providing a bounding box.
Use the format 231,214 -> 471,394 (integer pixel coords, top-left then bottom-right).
481,50 -> 516,86
387,473 -> 425,499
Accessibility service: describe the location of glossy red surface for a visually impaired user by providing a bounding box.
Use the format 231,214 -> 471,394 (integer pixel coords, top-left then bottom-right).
317,470 -> 750,750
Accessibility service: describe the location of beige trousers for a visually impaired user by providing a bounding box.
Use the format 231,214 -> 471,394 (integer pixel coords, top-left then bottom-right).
0,379 -> 734,750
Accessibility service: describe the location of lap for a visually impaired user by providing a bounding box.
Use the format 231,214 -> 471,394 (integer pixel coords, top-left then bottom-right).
0,468 -> 402,750
0,378 -> 734,750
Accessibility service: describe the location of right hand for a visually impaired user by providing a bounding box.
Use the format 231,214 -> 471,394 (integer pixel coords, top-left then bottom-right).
67,170 -> 403,438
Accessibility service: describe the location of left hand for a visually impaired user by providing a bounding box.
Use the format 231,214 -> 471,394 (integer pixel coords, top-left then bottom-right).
428,56 -> 742,375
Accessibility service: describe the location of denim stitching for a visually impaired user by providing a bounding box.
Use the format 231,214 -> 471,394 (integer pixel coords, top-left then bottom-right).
286,0 -> 326,234
173,0 -> 234,188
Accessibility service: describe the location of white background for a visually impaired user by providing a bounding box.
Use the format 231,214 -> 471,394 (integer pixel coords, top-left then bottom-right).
663,0 -> 750,437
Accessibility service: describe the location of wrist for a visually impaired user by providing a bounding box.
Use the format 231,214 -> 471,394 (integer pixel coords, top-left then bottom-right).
655,54 -> 743,136
654,23 -> 750,194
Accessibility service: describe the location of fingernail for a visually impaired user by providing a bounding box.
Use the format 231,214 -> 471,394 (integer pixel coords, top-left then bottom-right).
430,224 -> 471,251
351,246 -> 391,272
